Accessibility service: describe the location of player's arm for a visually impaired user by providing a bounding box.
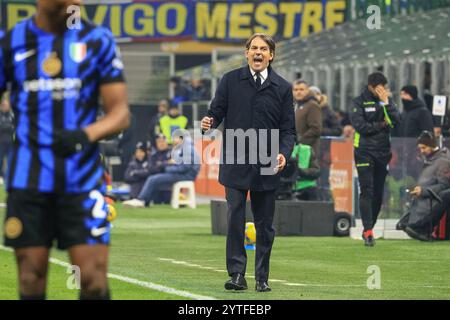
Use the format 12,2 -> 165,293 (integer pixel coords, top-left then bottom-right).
84,83 -> 130,142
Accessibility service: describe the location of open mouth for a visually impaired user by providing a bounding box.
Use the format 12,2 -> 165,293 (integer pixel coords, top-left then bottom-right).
253,56 -> 263,63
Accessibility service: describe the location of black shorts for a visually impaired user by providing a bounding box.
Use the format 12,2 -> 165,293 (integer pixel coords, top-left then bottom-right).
3,189 -> 111,250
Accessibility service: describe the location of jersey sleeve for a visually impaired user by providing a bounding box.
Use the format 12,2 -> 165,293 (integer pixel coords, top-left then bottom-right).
97,29 -> 125,85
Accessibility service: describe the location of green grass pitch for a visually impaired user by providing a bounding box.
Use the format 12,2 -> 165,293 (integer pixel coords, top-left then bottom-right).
1,193 -> 450,300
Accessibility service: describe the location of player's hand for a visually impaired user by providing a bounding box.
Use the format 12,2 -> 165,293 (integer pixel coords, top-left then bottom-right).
410,186 -> 422,197
53,129 -> 91,157
375,85 -> 389,104
275,154 -> 286,173
201,117 -> 214,132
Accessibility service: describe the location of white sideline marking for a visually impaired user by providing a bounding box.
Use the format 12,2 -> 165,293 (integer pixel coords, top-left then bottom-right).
284,282 -> 365,287
0,246 -> 215,300
158,257 -> 285,281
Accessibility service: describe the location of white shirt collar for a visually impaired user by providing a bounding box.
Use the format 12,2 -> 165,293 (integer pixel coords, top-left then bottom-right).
250,67 -> 268,84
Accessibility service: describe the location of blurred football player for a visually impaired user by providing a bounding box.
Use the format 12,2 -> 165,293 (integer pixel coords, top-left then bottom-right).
0,0 -> 129,299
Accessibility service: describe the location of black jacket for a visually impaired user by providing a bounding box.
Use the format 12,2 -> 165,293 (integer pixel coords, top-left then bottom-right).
206,66 -> 296,191
320,96 -> 342,137
400,99 -> 434,138
350,88 -> 400,153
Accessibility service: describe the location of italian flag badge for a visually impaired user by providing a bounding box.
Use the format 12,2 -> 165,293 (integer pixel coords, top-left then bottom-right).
70,43 -> 87,63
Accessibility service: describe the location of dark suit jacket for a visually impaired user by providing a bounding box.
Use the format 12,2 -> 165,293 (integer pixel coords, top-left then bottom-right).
206,66 -> 296,191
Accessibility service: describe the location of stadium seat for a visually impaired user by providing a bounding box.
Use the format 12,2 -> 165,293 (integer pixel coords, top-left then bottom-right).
171,181 -> 196,209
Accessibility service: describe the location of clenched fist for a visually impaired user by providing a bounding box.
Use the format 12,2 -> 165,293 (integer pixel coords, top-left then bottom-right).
201,116 -> 214,132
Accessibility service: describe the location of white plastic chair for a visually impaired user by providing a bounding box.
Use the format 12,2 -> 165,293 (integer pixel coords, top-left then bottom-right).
171,181 -> 196,209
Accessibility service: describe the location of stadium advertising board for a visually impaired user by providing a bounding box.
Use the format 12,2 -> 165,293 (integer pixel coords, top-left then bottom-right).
1,0 -> 346,42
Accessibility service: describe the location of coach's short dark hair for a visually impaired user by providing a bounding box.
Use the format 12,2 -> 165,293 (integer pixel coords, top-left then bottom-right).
293,79 -> 308,87
368,72 -> 388,87
245,33 -> 276,56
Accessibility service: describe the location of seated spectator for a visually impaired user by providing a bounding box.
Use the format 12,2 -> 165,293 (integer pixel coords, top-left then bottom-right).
310,86 -> 342,137
124,142 -> 151,199
159,105 -> 188,144
122,131 -> 200,208
291,143 -> 320,201
397,131 -> 450,241
124,137 -> 172,199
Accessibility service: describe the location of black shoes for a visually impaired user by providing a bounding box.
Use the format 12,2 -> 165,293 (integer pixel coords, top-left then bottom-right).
224,274 -> 248,291
362,230 -> 375,247
255,281 -> 271,292
224,275 -> 272,292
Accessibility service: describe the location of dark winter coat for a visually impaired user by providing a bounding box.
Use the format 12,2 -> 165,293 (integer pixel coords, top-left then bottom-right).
319,95 -> 342,137
400,99 -> 434,138
206,66 -> 296,191
294,94 -> 322,156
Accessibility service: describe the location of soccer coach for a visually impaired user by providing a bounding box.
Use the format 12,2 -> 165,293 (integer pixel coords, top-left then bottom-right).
201,33 -> 296,292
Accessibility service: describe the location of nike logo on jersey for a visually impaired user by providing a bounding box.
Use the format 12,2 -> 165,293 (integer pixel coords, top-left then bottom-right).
91,226 -> 108,237
14,49 -> 36,62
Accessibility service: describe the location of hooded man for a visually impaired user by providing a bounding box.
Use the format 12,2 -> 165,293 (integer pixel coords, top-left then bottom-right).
399,85 -> 434,138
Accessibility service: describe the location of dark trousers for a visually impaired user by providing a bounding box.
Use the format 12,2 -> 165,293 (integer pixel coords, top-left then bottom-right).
225,187 -> 276,282
355,150 -> 391,231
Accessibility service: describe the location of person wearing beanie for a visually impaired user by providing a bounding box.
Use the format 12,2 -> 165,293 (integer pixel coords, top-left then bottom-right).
398,131 -> 450,241
124,142 -> 152,199
310,86 -> 342,137
399,85 -> 434,138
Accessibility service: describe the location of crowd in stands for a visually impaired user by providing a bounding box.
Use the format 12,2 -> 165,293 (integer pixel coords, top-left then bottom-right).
169,76 -> 211,105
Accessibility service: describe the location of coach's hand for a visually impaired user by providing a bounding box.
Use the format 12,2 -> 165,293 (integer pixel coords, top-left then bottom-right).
275,154 -> 286,173
53,129 -> 91,157
201,117 -> 214,132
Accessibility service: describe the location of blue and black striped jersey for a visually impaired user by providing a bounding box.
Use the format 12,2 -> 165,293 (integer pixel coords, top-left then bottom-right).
0,18 -> 125,193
